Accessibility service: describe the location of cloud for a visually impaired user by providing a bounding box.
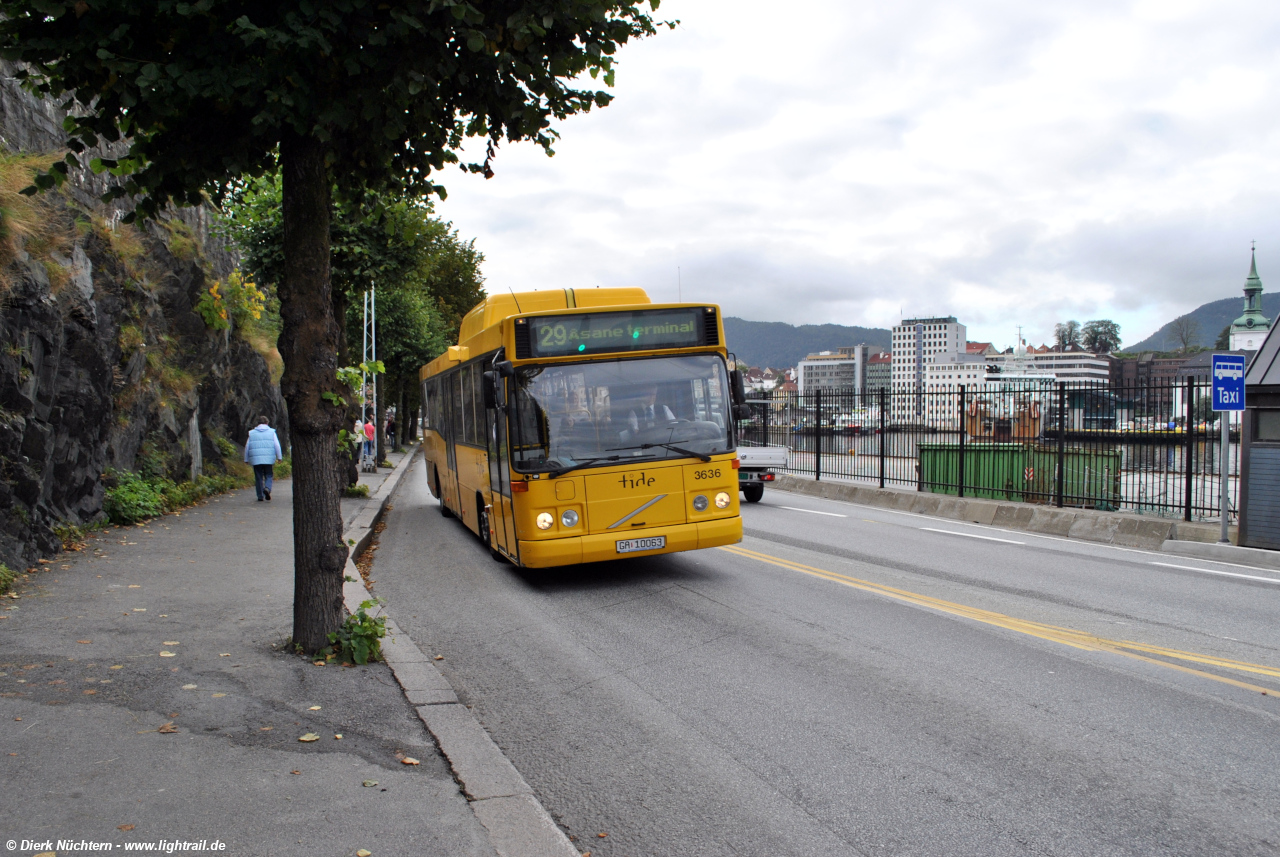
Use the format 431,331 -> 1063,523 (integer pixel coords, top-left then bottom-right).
434,0 -> 1280,351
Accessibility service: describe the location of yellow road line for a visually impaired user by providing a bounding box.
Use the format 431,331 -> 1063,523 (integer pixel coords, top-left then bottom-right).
719,544 -> 1279,695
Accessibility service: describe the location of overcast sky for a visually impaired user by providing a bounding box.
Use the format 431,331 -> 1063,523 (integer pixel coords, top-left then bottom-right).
432,0 -> 1280,350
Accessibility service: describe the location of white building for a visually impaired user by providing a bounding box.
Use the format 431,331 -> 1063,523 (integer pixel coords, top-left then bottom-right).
798,345 -> 869,394
988,348 -> 1112,382
891,317 -> 967,391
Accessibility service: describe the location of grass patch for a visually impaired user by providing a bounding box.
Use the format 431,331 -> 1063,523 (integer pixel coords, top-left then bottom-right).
94,215 -> 148,279
343,483 -> 370,498
0,562 -> 16,596
275,456 -> 292,479
0,152 -> 72,298
102,468 -> 253,525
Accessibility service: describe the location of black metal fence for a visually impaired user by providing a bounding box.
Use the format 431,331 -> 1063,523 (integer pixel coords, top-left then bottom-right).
739,379 -> 1240,522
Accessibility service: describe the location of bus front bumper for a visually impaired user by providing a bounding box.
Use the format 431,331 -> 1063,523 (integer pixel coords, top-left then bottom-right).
516,516 -> 742,568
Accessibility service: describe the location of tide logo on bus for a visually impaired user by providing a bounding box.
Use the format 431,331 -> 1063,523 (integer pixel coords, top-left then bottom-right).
619,472 -> 656,490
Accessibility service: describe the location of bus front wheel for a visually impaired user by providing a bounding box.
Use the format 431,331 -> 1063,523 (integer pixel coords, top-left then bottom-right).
477,495 -> 507,563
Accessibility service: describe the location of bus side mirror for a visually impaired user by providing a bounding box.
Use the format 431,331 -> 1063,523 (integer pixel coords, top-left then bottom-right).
496,360 -> 515,378
483,370 -> 506,411
730,369 -> 751,420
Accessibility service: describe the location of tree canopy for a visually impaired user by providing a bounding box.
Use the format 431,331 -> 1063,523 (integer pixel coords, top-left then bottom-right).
1081,319 -> 1121,354
5,1 -> 667,215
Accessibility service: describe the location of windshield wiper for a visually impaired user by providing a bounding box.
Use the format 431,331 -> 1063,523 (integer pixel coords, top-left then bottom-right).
606,442 -> 712,462
545,453 -> 657,478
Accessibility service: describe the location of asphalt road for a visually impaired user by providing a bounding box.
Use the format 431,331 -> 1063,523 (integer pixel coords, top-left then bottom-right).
373,463 -> 1280,857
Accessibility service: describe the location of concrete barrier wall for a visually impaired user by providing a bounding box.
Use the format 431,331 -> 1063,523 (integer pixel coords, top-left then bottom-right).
772,473 -> 1234,551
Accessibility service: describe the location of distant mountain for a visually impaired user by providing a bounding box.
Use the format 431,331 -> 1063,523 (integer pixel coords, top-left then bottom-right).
1128,293 -> 1280,352
722,317 -> 892,369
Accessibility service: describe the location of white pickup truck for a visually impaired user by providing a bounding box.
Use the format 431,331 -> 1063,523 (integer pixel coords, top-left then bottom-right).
736,443 -> 788,503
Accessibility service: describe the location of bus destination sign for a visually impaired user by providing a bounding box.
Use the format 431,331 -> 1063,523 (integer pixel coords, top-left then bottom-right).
527,308 -> 707,358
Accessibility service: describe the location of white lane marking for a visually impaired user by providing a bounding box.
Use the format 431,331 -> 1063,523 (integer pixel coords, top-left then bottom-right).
1149,562 -> 1280,585
776,506 -> 848,518
919,527 -> 1025,545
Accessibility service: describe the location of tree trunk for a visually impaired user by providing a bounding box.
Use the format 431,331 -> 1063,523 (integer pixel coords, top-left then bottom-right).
278,131 -> 349,654
396,378 -> 406,449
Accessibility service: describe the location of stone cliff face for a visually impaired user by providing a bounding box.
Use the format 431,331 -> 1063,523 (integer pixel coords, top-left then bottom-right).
0,66 -> 286,570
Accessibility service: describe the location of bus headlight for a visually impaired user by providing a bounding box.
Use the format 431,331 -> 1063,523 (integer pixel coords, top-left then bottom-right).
715,492 -> 731,509
561,509 -> 579,527
536,512 -> 554,530
692,494 -> 709,511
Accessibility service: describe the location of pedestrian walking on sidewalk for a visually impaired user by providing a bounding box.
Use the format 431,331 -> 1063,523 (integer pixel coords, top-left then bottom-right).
363,417 -> 375,459
244,416 -> 283,501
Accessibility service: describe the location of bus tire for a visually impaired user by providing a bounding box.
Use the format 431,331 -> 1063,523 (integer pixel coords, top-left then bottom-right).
477,495 -> 507,563
743,483 -> 764,503
436,468 -> 453,518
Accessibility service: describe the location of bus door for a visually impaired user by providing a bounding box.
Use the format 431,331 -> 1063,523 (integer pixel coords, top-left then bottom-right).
444,370 -> 460,510
486,380 -> 517,560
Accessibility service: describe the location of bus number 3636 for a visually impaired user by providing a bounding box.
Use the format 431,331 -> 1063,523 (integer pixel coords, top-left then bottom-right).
693,468 -> 722,480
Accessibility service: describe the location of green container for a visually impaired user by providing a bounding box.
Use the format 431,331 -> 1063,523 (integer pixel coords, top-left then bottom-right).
918,443 -> 1122,507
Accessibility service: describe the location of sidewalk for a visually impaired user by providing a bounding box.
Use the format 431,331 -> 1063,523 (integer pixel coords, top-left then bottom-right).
0,450 -> 497,857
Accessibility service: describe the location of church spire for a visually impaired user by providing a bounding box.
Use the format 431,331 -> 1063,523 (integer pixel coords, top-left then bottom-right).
1230,243 -> 1271,351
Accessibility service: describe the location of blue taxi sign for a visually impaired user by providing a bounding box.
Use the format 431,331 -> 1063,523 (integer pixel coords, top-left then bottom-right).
1211,354 -> 1246,412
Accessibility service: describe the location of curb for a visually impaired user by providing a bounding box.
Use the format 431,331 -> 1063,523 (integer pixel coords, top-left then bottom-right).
771,473 -> 1279,572
340,447 -> 578,857
1158,539 -> 1280,571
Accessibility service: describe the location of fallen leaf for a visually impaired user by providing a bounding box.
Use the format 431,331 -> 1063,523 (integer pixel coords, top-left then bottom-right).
128,585 -> 141,588
362,780 -> 378,788
117,824 -> 135,831
312,661 -> 326,667
219,653 -> 230,657
357,850 -> 372,857
159,652 -> 176,658
400,757 -> 420,766
334,734 -> 343,740
298,733 -> 320,743
308,705 -> 321,710
212,693 -> 226,698
163,641 -> 180,646
83,689 -> 97,695
76,640 -> 92,644
259,726 -> 273,731
13,717 -> 20,721
157,722 -> 178,734
110,665 -> 123,670
291,770 -> 301,775
133,608 -> 146,612
598,833 -> 608,838
181,684 -> 197,690
433,655 -> 443,661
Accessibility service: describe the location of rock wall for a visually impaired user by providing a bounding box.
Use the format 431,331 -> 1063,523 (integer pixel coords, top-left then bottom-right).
0,65 -> 286,570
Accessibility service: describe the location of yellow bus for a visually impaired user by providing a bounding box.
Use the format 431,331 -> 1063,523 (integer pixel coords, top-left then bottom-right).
419,288 -> 746,567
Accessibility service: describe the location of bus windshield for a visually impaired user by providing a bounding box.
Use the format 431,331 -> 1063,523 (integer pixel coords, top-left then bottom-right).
510,353 -> 732,474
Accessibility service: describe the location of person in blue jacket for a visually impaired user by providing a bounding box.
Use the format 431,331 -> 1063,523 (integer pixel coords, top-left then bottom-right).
244,416 -> 283,501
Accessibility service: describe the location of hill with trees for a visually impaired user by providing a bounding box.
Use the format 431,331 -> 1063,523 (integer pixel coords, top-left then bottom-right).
723,317 -> 892,369
1129,293 -> 1280,352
